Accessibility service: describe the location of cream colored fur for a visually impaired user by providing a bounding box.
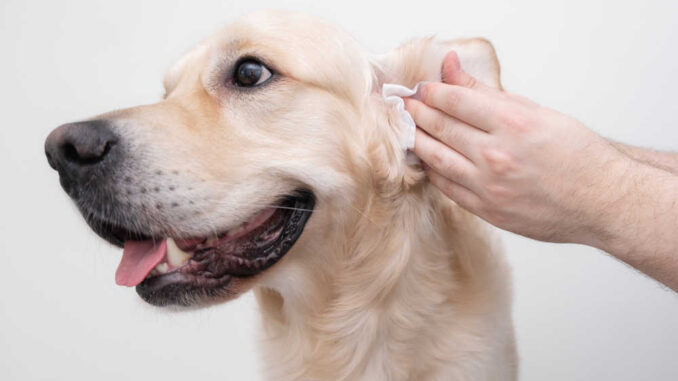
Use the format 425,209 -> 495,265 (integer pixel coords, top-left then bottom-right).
99,10 -> 516,380
254,33 -> 516,380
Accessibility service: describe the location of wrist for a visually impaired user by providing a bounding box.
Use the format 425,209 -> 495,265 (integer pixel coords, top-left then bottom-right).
587,163 -> 678,290
574,152 -> 641,255
584,157 -> 677,259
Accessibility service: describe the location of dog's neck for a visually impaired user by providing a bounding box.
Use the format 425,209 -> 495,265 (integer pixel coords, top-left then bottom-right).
254,185 -> 512,380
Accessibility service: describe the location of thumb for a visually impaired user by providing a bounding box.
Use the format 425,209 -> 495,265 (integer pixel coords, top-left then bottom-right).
441,51 -> 489,92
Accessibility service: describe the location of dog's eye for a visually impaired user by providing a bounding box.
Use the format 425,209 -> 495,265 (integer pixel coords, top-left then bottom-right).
234,60 -> 272,87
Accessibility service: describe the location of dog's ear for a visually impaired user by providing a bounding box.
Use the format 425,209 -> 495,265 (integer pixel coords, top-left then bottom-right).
372,37 -> 502,90
366,38 -> 501,193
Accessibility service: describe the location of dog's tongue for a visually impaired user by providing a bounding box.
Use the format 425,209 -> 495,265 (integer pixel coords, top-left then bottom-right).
115,240 -> 167,287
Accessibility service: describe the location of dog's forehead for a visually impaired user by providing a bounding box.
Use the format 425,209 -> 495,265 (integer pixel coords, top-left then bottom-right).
219,10 -> 356,60
164,10 -> 373,101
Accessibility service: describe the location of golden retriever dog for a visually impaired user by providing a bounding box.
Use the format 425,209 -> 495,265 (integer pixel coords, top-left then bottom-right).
44,10 -> 516,380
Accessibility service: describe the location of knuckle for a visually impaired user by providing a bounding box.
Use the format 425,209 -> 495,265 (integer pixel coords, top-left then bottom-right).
430,150 -> 464,180
445,124 -> 465,147
484,183 -> 514,203
441,155 -> 463,179
429,150 -> 447,171
430,115 -> 447,136
481,147 -> 517,176
443,89 -> 462,111
500,109 -> 534,133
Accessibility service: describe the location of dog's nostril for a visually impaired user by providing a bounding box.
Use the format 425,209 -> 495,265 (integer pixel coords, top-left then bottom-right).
62,136 -> 117,165
62,142 -> 80,163
45,119 -> 119,171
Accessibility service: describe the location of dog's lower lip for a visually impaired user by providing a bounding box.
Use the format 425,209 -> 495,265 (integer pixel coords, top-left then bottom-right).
122,206 -> 280,284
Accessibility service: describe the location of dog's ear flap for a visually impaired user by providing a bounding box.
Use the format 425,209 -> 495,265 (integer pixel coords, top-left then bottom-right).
367,38 -> 501,192
441,38 -> 502,89
373,37 -> 502,90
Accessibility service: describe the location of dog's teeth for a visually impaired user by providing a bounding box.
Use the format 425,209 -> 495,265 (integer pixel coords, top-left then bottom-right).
205,236 -> 219,247
156,263 -> 169,274
167,238 -> 192,267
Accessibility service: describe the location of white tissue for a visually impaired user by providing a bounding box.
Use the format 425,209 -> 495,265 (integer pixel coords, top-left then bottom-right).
381,81 -> 428,151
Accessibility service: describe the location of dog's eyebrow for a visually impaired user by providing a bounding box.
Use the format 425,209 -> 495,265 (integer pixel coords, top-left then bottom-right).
162,43 -> 211,97
164,38 -> 260,98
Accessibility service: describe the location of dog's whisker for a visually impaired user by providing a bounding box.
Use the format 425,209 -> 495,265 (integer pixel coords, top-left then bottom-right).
266,206 -> 315,212
233,198 -> 373,226
197,198 -> 372,225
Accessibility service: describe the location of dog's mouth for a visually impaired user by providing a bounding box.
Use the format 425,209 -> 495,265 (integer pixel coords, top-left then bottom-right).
86,190 -> 314,306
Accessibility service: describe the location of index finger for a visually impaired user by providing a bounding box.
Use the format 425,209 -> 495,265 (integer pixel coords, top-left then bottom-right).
420,82 -> 502,132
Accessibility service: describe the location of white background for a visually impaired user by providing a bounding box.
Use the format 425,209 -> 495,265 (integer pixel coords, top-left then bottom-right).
2,0 -> 677,380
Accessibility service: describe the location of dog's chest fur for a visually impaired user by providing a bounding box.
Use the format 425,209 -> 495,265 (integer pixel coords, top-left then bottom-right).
255,190 -> 516,381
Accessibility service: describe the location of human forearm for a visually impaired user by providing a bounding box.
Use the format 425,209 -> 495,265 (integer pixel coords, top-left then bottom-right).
611,141 -> 678,175
591,160 -> 678,291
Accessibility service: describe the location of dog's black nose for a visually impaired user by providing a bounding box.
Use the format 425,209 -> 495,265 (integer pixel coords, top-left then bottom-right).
45,120 -> 119,191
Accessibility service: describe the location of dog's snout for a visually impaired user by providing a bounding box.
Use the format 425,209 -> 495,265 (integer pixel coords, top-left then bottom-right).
45,120 -> 119,191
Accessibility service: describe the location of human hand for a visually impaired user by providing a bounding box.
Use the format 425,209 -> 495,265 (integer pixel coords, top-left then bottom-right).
404,51 -> 636,246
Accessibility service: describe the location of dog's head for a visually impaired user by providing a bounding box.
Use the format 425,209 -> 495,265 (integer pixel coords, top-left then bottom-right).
44,10 -> 500,307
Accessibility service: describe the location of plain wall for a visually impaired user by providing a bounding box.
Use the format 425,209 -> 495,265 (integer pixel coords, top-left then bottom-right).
1,0 -> 677,379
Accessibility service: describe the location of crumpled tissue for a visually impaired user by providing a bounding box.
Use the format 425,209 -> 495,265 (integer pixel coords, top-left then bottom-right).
381,81 -> 429,152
